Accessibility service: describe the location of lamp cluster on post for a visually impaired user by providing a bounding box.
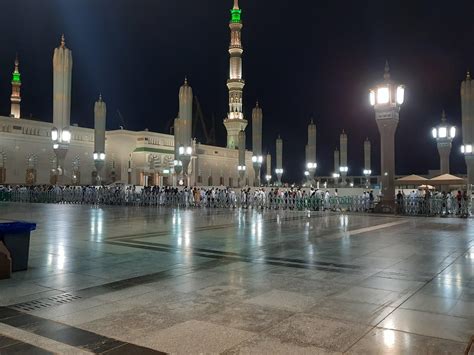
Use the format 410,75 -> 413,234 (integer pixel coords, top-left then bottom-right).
369,61 -> 404,209
93,95 -> 106,185
52,35 -> 73,185
432,110 -> 455,175
237,130 -> 246,186
251,102 -> 263,186
275,135 -> 283,186
461,72 -> 474,186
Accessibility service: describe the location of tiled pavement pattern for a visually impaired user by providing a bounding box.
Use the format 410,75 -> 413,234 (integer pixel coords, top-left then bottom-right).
0,202 -> 473,354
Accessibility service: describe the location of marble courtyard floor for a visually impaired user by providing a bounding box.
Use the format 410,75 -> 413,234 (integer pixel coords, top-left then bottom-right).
0,203 -> 473,354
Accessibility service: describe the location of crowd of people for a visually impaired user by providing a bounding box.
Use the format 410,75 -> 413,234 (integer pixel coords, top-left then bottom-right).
0,184 -> 471,216
396,189 -> 470,217
0,184 -> 377,212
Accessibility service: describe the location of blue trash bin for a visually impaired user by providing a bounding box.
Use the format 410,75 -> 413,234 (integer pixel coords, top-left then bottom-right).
0,222 -> 36,272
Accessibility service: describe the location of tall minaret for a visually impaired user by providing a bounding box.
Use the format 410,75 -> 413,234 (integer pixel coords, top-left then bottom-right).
52,34 -> 73,184
94,95 -> 106,185
339,130 -> 348,179
461,71 -> 474,185
252,101 -> 263,186
223,0 -> 248,149
179,77 -> 193,148
53,34 -> 73,139
305,119 -> 317,176
10,55 -> 21,119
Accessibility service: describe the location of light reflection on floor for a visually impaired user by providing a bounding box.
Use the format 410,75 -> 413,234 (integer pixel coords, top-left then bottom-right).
0,202 -> 473,353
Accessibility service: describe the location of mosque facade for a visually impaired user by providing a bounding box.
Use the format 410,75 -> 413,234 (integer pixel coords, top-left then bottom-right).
0,1 -> 256,187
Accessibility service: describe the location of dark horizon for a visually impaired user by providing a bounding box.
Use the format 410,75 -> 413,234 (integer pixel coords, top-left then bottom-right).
0,0 -> 473,182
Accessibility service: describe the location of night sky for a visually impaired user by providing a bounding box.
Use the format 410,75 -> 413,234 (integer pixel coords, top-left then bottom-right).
0,0 -> 473,182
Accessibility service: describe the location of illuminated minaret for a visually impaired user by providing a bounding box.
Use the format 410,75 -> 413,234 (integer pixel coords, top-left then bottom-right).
223,0 -> 248,149
93,95 -> 106,185
461,72 -> 474,185
251,102 -> 263,186
10,55 -> 21,119
305,119 -> 317,177
52,34 -> 73,184
339,130 -> 348,180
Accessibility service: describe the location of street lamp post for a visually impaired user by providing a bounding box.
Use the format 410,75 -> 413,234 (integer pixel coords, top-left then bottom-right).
252,155 -> 263,187
369,61 -> 404,210
363,169 -> 372,188
179,145 -> 193,186
432,110 -> 455,176
306,162 -> 317,186
51,127 -> 71,184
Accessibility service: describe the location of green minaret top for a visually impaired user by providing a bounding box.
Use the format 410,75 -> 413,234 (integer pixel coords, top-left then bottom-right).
12,55 -> 21,84
230,0 -> 241,23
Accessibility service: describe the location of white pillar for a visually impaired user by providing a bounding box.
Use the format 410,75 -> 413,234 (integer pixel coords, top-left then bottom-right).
94,95 -> 106,185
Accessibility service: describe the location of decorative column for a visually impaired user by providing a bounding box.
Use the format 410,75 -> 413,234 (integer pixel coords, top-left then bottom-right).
339,130 -> 348,181
178,78 -> 193,185
305,119 -> 317,181
461,72 -> 474,186
369,62 -> 405,209
52,35 -> 73,185
275,135 -> 283,186
265,153 -> 272,185
93,95 -> 106,185
251,102 -> 263,186
333,148 -> 340,185
364,138 -> 372,186
433,111 -> 455,175
237,130 -> 246,186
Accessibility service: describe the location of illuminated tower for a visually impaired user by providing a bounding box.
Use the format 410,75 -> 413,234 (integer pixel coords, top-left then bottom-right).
251,102 -> 263,186
339,130 -> 348,180
223,0 -> 248,149
93,95 -> 106,185
305,119 -> 317,177
237,130 -> 246,186
461,72 -> 474,185
10,55 -> 21,119
51,35 -> 73,184
369,62 -> 405,208
275,135 -> 283,185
